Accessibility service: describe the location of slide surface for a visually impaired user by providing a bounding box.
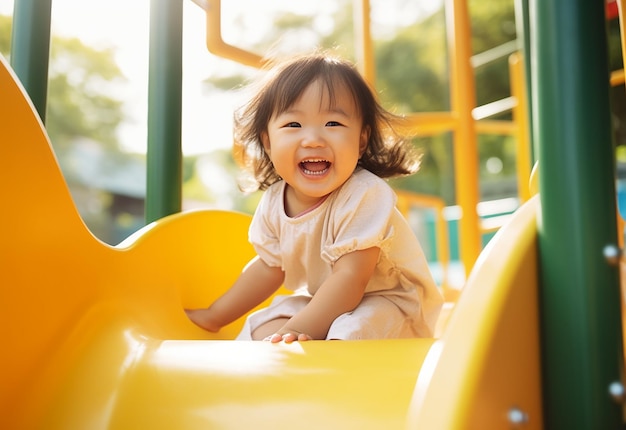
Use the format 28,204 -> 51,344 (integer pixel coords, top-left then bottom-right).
0,54 -> 542,429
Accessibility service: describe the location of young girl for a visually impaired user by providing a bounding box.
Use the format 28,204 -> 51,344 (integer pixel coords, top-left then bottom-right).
186,52 -> 443,342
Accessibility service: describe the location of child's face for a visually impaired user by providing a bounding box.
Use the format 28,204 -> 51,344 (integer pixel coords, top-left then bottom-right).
261,79 -> 368,207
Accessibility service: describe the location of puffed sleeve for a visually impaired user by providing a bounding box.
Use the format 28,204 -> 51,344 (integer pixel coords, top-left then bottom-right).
248,187 -> 283,268
321,173 -> 396,264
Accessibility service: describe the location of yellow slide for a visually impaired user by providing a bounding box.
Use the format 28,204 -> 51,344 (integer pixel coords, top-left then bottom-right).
0,54 -> 542,429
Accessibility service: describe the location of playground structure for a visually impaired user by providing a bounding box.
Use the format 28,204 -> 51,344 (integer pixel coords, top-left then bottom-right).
1,0 -> 624,428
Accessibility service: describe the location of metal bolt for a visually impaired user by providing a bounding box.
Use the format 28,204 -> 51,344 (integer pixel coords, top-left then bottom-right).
603,244 -> 622,266
609,381 -> 625,403
507,407 -> 528,426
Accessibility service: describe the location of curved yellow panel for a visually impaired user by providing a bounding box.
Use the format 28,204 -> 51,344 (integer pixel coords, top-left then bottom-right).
0,54 -> 108,424
409,196 -> 543,429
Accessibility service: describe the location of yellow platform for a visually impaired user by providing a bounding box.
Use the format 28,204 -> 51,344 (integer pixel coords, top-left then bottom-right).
0,54 -> 543,429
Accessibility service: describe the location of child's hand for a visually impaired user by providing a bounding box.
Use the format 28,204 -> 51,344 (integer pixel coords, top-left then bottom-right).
185,308 -> 220,332
265,331 -> 313,343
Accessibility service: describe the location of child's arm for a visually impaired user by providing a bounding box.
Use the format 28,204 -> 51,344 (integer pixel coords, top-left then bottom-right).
268,246 -> 380,342
186,256 -> 285,332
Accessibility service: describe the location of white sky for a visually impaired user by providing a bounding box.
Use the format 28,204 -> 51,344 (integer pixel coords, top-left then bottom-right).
0,0 -> 440,155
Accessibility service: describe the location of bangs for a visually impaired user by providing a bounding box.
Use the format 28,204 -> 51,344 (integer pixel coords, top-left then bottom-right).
268,58 -> 362,118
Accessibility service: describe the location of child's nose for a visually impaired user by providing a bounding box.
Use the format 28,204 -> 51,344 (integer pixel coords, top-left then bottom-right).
301,128 -> 326,147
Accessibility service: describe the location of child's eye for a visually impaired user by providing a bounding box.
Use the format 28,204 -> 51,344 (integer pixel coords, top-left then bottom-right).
326,121 -> 342,127
283,122 -> 301,128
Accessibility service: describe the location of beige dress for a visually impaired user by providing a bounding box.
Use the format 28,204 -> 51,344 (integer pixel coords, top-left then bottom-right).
236,168 -> 443,340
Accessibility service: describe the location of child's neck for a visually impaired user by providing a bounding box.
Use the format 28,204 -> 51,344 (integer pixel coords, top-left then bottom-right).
284,185 -> 329,218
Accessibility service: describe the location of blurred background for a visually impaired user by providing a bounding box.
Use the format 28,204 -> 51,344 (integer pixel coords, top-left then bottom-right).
0,0 -> 624,248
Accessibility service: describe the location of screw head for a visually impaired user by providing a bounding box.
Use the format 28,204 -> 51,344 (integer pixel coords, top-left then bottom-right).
507,407 -> 528,426
603,244 -> 622,266
609,381 -> 625,403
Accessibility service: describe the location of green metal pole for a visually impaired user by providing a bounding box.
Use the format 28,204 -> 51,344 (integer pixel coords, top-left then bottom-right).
146,0 -> 183,223
533,0 -> 624,428
9,0 -> 51,123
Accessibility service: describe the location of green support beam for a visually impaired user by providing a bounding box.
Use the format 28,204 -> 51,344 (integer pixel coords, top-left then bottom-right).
146,0 -> 183,223
532,0 -> 624,428
9,0 -> 51,123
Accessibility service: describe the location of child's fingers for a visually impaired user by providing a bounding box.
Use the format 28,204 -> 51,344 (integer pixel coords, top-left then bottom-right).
264,331 -> 313,343
264,333 -> 283,342
264,332 -> 309,343
281,333 -> 298,343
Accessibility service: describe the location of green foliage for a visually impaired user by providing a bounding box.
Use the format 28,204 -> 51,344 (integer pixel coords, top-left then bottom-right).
374,1 -> 518,202
318,2 -> 355,58
470,0 -> 517,106
376,37 -> 448,113
204,74 -> 247,91
46,37 -> 125,152
375,9 -> 449,113
1,13 -> 137,243
389,134 -> 455,202
469,0 -> 517,53
182,149 -> 264,215
0,15 -> 10,55
0,16 -> 126,152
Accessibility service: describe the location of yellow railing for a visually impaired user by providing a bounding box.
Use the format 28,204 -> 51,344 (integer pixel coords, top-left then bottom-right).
395,190 -> 459,299
196,0 -> 267,68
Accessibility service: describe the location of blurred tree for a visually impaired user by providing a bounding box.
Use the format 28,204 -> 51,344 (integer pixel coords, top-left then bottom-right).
1,15 -> 126,154
469,0 -> 517,106
47,37 -> 125,153
0,15 -> 10,55
375,10 -> 449,113
1,13 -> 142,243
374,8 -> 454,202
376,1 -> 518,203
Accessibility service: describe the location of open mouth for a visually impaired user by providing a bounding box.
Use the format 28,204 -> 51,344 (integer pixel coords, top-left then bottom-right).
299,159 -> 331,176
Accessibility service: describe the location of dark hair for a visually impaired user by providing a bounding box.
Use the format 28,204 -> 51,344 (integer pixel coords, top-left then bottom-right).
233,52 -> 420,191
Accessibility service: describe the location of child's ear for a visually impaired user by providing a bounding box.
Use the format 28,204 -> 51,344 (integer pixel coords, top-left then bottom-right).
359,126 -> 370,156
261,131 -> 271,154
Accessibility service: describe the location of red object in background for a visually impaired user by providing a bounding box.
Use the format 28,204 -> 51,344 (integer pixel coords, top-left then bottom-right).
607,0 -> 619,20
